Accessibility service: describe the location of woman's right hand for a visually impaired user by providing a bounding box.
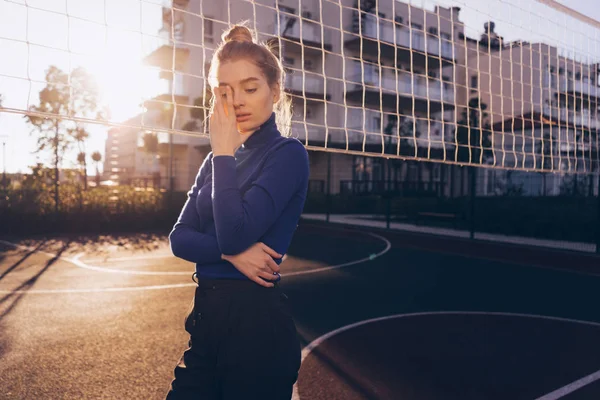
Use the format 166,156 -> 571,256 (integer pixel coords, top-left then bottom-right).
221,243 -> 283,287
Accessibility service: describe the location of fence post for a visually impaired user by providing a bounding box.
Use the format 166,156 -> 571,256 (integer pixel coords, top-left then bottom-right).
596,172 -> 600,254
382,187 -> 392,230
326,152 -> 331,223
469,166 -> 476,240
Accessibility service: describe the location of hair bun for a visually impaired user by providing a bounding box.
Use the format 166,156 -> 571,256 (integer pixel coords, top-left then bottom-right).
223,25 -> 254,44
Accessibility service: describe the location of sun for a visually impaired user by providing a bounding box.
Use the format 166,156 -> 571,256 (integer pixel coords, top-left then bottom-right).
82,45 -> 160,123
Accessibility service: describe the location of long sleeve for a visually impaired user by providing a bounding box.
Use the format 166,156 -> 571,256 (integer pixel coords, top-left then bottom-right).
169,153 -> 223,264
212,140 -> 309,256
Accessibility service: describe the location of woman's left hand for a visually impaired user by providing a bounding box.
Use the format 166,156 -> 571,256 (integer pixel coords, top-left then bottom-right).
210,86 -> 245,156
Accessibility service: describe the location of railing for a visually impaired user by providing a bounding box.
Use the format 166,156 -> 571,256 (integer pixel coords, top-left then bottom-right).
347,62 -> 454,103
357,14 -> 454,59
554,78 -> 600,98
280,17 -> 331,45
285,72 -> 325,94
542,106 -> 599,129
339,179 -> 445,196
308,180 -> 325,193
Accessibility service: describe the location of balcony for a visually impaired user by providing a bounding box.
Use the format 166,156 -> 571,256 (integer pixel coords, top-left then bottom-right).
343,109 -> 452,151
142,75 -> 189,113
278,17 -> 332,51
143,29 -> 189,72
541,105 -> 599,130
285,71 -> 329,100
571,80 -> 600,98
345,62 -> 455,112
345,13 -> 455,68
554,77 -> 600,103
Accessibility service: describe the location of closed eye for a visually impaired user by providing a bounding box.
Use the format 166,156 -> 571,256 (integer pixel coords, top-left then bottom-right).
245,88 -> 257,93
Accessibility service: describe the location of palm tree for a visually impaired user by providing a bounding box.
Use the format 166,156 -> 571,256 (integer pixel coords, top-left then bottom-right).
91,151 -> 102,187
72,125 -> 89,190
76,151 -> 87,189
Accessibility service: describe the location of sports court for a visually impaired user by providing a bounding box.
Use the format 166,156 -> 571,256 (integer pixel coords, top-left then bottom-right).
1,0 -> 600,398
1,220 -> 600,399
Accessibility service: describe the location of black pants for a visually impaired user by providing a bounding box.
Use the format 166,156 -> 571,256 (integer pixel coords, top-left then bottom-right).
165,277 -> 301,400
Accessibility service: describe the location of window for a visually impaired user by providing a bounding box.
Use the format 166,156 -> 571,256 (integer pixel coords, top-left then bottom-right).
204,18 -> 213,43
395,16 -> 403,25
304,59 -> 314,71
470,75 -> 478,91
576,72 -> 581,80
283,56 -> 295,67
301,10 -> 313,20
411,23 -> 423,31
440,32 -> 451,40
428,27 -> 438,36
279,5 -> 295,14
305,107 -> 313,119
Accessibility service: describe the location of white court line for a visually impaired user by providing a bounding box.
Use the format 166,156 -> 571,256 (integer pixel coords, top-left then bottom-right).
82,254 -> 175,263
534,369 -> 600,400
283,232 -> 390,277
292,311 -> 600,400
70,253 -> 191,275
0,233 -> 390,293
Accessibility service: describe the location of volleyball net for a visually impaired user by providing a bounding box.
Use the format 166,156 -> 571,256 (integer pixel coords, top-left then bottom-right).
1,0 -> 600,180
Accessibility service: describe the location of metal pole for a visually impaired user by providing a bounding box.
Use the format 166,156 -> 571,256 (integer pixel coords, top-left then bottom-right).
1,139 -> 6,191
169,132 -> 173,192
326,152 -> 331,223
385,192 -> 391,229
469,166 -> 476,240
596,172 -> 600,255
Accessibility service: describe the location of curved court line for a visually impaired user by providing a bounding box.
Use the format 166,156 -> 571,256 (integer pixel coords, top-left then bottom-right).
292,311 -> 600,400
70,253 -> 191,275
69,232 -> 390,277
82,254 -> 176,263
0,232 -> 390,293
283,232 -> 391,277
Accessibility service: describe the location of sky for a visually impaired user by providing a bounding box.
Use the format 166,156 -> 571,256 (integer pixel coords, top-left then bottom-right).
1,0 -> 600,174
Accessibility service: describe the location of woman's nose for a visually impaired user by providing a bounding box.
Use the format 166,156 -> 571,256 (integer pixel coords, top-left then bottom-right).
232,90 -> 244,107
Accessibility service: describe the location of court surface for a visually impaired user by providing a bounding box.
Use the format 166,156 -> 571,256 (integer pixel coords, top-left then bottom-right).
1,221 -> 599,399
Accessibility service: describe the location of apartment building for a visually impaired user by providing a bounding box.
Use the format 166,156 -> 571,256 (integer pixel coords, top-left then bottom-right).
110,0 -> 597,196
459,23 -> 600,195
126,0 -> 465,194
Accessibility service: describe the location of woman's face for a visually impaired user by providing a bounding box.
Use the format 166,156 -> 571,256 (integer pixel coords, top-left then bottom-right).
215,59 -> 279,134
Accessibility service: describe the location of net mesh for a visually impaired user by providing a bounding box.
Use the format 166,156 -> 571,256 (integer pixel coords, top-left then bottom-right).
1,0 -> 599,185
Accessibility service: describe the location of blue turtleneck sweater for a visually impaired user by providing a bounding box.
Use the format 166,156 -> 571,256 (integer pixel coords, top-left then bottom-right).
169,113 -> 309,280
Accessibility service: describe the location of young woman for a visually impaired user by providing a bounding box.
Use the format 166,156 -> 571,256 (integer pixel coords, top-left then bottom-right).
165,24 -> 309,400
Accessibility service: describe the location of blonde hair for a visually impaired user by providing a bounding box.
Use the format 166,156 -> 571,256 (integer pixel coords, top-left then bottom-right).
208,23 -> 292,137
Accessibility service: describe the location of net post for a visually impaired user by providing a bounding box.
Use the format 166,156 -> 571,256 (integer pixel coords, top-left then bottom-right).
469,166 -> 476,240
326,152 -> 331,223
596,172 -> 600,254
384,190 -> 392,230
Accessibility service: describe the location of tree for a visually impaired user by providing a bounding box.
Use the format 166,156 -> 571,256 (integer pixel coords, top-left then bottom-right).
455,98 -> 493,165
77,151 -> 87,189
91,151 -> 102,187
141,131 -> 159,153
73,125 -> 89,190
453,98 -> 493,196
182,96 -> 208,133
24,66 -> 103,213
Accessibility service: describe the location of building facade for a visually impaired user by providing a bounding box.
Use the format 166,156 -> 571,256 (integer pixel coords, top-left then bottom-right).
106,0 -> 598,197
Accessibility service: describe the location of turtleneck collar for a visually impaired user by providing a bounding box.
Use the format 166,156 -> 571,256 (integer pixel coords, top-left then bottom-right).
242,113 -> 279,149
